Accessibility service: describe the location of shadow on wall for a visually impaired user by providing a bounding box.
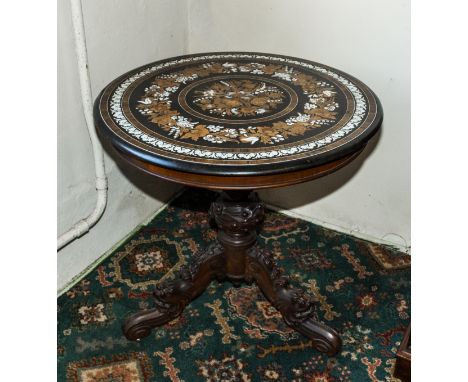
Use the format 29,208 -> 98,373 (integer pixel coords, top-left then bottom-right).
100,137 -> 182,203
259,127 -> 382,209
99,122 -> 382,212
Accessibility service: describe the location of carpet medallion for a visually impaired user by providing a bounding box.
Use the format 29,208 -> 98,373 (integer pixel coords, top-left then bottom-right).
58,189 -> 410,381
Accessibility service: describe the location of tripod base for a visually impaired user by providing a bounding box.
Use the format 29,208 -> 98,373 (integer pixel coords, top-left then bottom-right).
123,191 -> 342,356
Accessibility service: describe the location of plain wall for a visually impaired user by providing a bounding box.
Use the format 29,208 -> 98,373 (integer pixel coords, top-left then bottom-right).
58,0 -> 410,291
188,0 -> 410,249
57,0 -> 187,292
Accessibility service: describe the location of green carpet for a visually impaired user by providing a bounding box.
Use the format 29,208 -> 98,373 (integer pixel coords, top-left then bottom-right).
58,188 -> 410,382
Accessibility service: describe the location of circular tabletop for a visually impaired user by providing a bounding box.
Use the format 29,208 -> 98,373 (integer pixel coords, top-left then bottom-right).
95,52 -> 382,176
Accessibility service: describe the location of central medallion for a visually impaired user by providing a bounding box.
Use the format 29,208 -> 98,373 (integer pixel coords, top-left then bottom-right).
191,78 -> 286,117
132,60 -> 346,147
178,75 -> 298,125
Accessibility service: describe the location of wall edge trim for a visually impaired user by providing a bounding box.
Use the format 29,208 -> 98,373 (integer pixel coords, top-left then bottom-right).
264,202 -> 411,254
57,186 -> 186,297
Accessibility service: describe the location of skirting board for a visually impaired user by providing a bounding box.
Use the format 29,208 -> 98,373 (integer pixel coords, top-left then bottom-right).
57,187 -> 186,297
58,187 -> 410,296
264,202 -> 411,255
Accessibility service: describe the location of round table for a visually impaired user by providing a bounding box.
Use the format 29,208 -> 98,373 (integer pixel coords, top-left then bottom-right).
95,52 -> 383,355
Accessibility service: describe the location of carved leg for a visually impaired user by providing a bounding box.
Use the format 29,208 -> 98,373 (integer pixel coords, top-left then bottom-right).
123,189 -> 342,356
123,242 -> 225,340
245,247 -> 342,356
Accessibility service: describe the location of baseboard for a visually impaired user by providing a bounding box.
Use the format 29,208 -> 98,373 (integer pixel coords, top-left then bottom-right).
58,189 -> 410,297
264,203 -> 411,255
57,187 -> 186,297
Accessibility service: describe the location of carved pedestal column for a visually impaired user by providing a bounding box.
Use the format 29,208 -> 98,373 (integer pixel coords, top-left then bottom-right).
123,190 -> 342,355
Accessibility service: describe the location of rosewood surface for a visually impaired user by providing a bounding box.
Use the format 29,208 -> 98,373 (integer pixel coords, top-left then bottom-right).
116,146 -> 364,190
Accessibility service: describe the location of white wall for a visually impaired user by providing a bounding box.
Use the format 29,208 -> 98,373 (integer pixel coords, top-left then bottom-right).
188,0 -> 410,249
58,0 -> 410,291
57,0 -> 187,292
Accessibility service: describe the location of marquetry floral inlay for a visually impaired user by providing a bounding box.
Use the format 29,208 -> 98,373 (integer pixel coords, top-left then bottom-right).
192,79 -> 286,118
105,53 -> 372,164
136,61 -> 341,145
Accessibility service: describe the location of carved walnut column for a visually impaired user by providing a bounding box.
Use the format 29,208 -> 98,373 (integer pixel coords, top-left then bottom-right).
123,190 -> 342,355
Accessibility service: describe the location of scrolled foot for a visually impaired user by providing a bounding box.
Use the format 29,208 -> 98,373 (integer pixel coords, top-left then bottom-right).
123,308 -> 179,341
122,242 -> 225,341
246,247 -> 342,355
289,318 -> 342,356
281,287 -> 342,355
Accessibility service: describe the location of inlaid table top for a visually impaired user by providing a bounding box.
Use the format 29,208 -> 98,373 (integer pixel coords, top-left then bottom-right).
95,52 -> 382,177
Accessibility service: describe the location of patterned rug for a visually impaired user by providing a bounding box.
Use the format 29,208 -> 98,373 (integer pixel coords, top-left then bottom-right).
58,188 -> 410,382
